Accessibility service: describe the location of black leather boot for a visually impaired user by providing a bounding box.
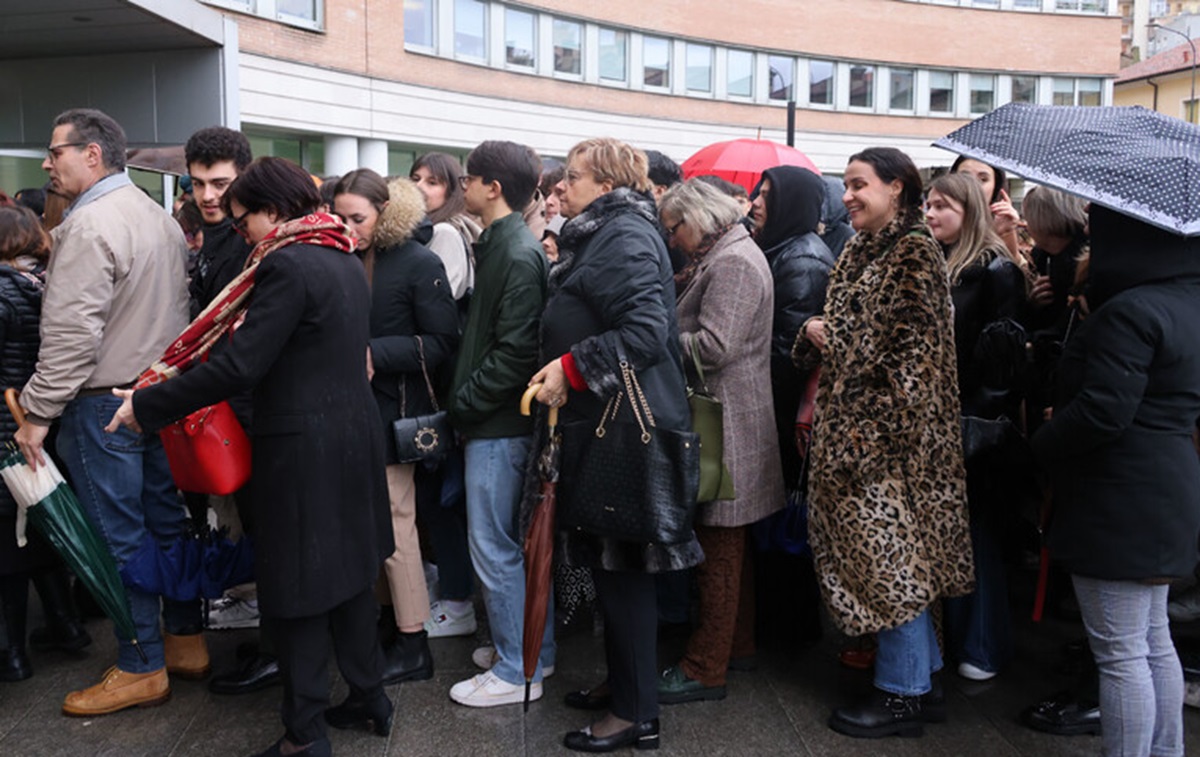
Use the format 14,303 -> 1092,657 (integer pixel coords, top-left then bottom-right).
29,567 -> 91,653
324,692 -> 393,735
381,629 -> 433,685
829,688 -> 925,738
0,575 -> 32,682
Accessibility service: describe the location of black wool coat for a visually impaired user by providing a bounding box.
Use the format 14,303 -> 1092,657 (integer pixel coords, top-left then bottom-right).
1031,207 -> 1200,580
134,243 -> 393,618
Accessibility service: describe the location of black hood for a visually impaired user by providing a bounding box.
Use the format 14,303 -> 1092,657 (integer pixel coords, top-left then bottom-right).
1087,204 -> 1200,309
821,175 -> 849,226
751,166 -> 825,250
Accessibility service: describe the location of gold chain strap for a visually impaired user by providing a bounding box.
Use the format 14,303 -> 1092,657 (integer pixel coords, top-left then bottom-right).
594,360 -> 655,444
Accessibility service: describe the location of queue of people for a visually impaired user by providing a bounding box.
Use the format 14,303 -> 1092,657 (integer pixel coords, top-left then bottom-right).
1,106 -> 1199,757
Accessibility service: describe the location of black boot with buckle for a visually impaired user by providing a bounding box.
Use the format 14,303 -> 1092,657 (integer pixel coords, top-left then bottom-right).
829,687 -> 925,738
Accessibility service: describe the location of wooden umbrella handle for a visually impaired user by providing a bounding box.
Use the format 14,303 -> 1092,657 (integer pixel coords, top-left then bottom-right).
520,384 -> 559,426
4,388 -> 25,428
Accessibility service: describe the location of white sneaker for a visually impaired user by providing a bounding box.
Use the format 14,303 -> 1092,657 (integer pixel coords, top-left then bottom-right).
958,661 -> 997,681
425,600 -> 477,638
449,670 -> 542,707
471,646 -> 554,677
206,596 -> 260,630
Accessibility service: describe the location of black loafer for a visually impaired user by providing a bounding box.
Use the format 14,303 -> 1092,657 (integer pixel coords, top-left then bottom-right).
565,684 -> 611,711
208,654 -> 281,695
829,688 -> 925,739
563,718 -> 660,752
324,693 -> 393,736
1021,690 -> 1101,736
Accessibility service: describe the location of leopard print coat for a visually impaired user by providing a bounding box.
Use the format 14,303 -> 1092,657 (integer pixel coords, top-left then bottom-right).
794,209 -> 974,636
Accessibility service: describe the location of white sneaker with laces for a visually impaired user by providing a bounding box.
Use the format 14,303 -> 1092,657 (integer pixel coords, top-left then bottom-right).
449,670 -> 542,707
472,645 -> 554,677
958,661 -> 997,681
206,597 -> 261,630
424,600 -> 478,638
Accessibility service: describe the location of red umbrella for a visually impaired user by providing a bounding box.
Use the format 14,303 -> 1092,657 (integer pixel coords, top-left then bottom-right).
519,384 -> 561,712
681,138 -> 820,194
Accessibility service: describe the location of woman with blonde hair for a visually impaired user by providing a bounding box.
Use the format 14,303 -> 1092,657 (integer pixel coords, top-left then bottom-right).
656,178 -> 783,704
530,137 -> 701,752
925,173 -> 1028,684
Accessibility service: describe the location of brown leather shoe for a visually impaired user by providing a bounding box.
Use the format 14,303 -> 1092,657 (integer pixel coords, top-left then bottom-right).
164,632 -> 211,679
62,666 -> 170,716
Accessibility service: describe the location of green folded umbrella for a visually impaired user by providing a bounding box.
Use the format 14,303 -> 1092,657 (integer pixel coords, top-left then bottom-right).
1,446 -> 146,663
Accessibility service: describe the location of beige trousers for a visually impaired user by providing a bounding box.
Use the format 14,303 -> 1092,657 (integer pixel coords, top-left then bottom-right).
378,463 -> 431,629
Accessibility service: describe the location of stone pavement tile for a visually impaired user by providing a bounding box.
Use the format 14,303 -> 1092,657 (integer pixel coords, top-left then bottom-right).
383,672 -> 524,757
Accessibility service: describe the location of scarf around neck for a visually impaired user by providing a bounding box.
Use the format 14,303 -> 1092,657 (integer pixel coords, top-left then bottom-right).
136,213 -> 355,388
674,223 -> 734,295
550,187 -> 659,291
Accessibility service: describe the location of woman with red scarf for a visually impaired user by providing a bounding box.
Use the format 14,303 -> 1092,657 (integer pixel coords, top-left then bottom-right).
107,157 -> 393,757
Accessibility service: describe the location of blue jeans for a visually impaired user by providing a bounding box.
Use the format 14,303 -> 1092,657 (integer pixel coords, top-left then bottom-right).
874,608 -> 942,696
463,436 -> 554,685
1073,575 -> 1184,757
944,518 -> 1011,674
56,394 -> 200,673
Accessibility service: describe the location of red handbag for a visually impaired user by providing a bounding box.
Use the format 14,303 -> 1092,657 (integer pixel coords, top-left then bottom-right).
159,401 -> 251,495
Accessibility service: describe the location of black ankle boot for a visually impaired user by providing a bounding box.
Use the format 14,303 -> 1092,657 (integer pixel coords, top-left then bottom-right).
324,693 -> 393,735
381,629 -> 433,685
29,567 -> 91,653
829,688 -> 925,738
0,575 -> 32,682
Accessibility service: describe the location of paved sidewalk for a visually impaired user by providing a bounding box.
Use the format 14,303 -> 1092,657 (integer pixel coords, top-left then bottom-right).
0,600 -> 1197,756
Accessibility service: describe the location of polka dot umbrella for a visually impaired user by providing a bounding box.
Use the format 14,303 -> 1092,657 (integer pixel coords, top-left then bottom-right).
682,139 -> 820,194
935,103 -> 1200,237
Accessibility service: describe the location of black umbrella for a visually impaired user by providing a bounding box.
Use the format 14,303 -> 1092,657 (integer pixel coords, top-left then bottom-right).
934,103 -> 1200,236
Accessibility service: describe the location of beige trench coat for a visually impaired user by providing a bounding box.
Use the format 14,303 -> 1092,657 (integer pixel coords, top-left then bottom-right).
676,224 -> 785,528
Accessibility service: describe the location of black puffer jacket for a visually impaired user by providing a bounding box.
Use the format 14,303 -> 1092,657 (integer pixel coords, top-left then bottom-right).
366,179 -> 461,465
950,250 -> 1027,419
751,166 -> 837,483
1031,206 -> 1200,580
0,265 -> 44,517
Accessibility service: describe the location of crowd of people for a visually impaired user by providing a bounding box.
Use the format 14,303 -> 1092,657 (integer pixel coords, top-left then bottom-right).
1,107 -> 1198,757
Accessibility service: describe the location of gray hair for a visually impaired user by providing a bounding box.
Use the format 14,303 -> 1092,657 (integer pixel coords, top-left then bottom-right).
53,108 -> 127,172
659,178 -> 743,237
1022,185 -> 1086,242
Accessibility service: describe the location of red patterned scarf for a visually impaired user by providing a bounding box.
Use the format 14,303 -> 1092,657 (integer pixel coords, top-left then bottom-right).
135,213 -> 356,389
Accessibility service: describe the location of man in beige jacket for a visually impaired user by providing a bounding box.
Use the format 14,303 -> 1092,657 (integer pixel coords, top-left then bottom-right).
14,108 -> 207,717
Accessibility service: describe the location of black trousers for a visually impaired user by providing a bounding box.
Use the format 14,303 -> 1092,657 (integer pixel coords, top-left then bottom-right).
593,569 -> 659,723
264,587 -> 384,744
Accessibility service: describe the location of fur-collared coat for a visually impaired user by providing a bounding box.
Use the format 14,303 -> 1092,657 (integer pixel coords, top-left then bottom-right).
676,224 -> 784,527
794,209 -> 974,636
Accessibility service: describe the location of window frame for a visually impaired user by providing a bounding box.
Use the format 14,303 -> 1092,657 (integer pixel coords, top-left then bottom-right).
642,35 -> 672,91
551,17 -> 583,78
452,0 -> 488,62
888,67 -> 916,112
808,58 -> 834,107
597,26 -> 628,84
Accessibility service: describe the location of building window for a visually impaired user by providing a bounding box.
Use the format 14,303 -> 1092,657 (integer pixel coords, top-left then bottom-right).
809,59 -> 834,105
1055,0 -> 1107,10
598,28 -> 627,82
970,74 -> 995,114
454,0 -> 487,59
1053,77 -> 1075,105
686,44 -> 713,93
768,56 -> 795,101
890,68 -> 915,110
504,8 -> 535,68
727,49 -> 753,98
277,0 -> 319,23
1011,75 -> 1038,104
929,70 -> 955,113
643,36 -> 671,88
553,19 -> 582,75
849,65 -> 874,108
1077,78 -> 1102,106
404,0 -> 435,47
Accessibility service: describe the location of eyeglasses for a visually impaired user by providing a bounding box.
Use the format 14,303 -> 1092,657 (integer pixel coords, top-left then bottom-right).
565,170 -> 588,185
666,219 -> 685,238
45,142 -> 88,162
458,175 -> 477,190
230,208 -> 252,238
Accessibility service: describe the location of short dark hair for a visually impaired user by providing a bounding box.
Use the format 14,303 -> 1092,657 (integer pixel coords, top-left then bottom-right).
466,140 -> 541,211
950,154 -> 1007,203
52,108 -> 126,172
848,147 -> 924,210
185,126 -> 253,172
333,168 -> 389,213
14,187 -> 46,217
411,152 -> 467,224
223,157 -> 321,221
645,150 -> 682,188
173,201 -> 204,236
539,165 -> 565,197
319,176 -> 339,209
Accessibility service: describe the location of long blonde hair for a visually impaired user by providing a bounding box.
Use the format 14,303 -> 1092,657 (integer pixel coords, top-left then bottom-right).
928,173 -> 1007,284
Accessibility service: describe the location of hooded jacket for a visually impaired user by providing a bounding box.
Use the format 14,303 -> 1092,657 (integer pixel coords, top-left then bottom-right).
751,166 -> 837,483
367,178 -> 462,464
1031,206 -> 1200,579
819,174 -> 854,259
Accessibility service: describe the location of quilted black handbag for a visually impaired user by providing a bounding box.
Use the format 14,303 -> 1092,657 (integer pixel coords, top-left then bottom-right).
557,359 -> 700,545
392,336 -> 456,465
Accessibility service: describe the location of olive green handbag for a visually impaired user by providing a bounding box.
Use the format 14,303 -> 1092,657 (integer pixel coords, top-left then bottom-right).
686,335 -> 736,502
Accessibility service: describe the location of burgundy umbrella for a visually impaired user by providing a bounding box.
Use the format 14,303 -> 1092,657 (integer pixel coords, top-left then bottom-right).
519,384 -> 561,711
682,138 -> 820,194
